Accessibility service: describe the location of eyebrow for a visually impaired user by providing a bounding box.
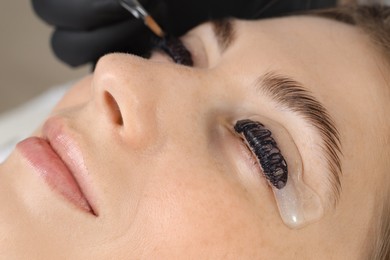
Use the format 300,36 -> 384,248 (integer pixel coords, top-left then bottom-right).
211,19 -> 236,53
257,72 -> 342,205
211,19 -> 343,205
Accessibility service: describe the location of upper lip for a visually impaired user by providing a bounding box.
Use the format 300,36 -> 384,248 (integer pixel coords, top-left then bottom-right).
42,117 -> 98,216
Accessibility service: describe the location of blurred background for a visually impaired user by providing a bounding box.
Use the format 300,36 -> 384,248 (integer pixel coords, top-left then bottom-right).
0,0 -> 364,114
0,1 -> 89,113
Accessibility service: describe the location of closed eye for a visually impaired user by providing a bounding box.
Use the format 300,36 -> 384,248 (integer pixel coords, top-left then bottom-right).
234,119 -> 288,190
152,36 -> 194,66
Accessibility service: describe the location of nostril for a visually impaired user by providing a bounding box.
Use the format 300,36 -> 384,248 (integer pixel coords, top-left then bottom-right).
104,91 -> 123,126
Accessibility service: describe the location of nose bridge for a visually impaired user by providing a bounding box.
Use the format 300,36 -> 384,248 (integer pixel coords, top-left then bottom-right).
92,53 -> 208,149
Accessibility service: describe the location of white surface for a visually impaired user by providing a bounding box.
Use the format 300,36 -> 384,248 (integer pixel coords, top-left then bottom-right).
0,83 -> 72,162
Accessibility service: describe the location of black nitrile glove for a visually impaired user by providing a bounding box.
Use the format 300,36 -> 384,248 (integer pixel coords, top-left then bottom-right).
32,0 -> 337,67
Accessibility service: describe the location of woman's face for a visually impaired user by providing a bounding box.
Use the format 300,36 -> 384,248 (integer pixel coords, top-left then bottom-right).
1,16 -> 389,258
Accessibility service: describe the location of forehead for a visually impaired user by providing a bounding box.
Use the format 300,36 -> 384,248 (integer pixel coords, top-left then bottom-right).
216,16 -> 390,138
188,16 -> 390,202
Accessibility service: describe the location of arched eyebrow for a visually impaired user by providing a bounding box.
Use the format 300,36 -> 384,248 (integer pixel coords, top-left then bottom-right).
211,19 -> 343,205
257,72 -> 343,205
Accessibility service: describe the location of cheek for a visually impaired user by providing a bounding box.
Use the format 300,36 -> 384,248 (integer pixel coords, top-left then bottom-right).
126,164 -> 285,257
52,75 -> 92,112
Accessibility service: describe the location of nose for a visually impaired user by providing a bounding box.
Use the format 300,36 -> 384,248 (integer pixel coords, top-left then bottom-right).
92,53 -> 161,148
91,53 -> 210,150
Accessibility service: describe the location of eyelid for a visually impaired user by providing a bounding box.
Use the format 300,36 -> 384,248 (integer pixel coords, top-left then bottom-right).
232,116 -> 325,229
151,36 -> 193,66
234,119 -> 288,189
180,34 -> 209,68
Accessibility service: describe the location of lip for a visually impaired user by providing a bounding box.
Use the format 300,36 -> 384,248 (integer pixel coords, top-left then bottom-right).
16,117 -> 97,216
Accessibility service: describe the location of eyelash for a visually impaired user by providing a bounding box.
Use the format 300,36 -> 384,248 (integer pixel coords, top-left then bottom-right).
151,38 -> 289,188
151,38 -> 288,189
234,119 -> 288,189
152,36 -> 194,66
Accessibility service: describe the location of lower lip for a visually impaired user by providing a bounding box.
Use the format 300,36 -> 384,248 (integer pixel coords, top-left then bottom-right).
16,137 -> 92,213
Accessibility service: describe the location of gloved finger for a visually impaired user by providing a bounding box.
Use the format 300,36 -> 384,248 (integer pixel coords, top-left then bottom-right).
51,19 -> 152,67
32,0 -> 130,30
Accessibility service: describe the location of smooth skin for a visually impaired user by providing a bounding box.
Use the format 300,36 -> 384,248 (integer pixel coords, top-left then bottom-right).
1,16 -> 389,259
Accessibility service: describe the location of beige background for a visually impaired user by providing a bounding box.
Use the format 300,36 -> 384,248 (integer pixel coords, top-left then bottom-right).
0,1 -> 89,113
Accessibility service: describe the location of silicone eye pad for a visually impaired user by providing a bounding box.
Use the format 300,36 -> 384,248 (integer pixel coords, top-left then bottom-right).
234,117 -> 324,229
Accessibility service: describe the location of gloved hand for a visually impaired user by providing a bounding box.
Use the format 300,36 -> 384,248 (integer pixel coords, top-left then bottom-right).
32,0 -> 158,67
32,0 -> 337,67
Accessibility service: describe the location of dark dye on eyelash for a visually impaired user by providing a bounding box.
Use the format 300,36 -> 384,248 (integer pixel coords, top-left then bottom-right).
234,119 -> 288,189
153,35 -> 193,66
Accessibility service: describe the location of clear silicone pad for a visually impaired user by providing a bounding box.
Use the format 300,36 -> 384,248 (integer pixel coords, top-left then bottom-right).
244,116 -> 324,229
